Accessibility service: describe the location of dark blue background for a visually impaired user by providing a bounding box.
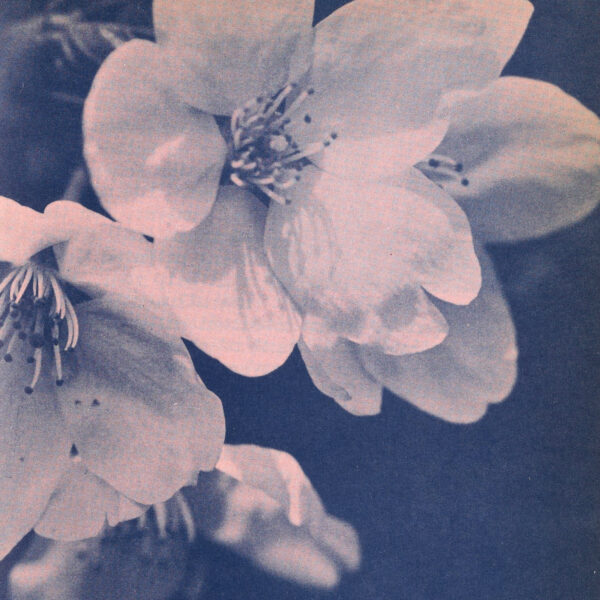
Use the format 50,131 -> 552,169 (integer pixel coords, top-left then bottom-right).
0,2 -> 597,599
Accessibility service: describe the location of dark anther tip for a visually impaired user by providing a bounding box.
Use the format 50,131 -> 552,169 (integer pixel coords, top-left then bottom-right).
304,114 -> 312,123
4,353 -> 12,362
56,379 -> 64,387
26,356 -> 34,364
461,178 -> 470,186
24,386 -> 33,395
455,163 -> 463,172
428,158 -> 440,168
52,338 -> 59,346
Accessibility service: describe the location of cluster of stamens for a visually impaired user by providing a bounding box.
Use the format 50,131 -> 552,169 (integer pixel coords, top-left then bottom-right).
0,262 -> 79,393
417,153 -> 470,188
228,83 -> 337,205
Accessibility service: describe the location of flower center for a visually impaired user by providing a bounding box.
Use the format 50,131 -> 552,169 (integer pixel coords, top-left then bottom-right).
0,262 -> 79,393
227,83 -> 337,205
416,153 -> 470,189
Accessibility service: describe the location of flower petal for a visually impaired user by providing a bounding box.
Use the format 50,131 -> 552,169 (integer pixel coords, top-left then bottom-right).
155,186 -> 300,376
265,168 -> 480,352
57,297 -> 225,505
287,0 -> 532,177
361,249 -> 517,423
298,319 -> 383,416
431,76 -> 600,241
0,358 -> 70,559
186,444 -> 360,588
153,0 -> 315,115
45,201 -> 162,302
84,39 -> 226,238
0,197 -> 86,266
34,462 -> 146,542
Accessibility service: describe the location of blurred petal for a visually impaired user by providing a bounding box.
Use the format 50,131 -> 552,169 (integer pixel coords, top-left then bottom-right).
35,463 -> 146,541
153,0 -> 314,115
0,360 -> 70,559
432,76 -> 600,241
57,298 -> 225,505
155,186 -> 300,376
265,168 -> 480,353
361,249 -> 517,423
10,532 -> 189,600
288,0 -> 532,174
298,320 -> 382,416
187,444 -> 360,588
84,40 -> 226,237
46,201 -> 162,301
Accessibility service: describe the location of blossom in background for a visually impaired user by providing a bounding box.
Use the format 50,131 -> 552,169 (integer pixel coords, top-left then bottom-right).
83,0 -> 600,421
9,444 -> 359,598
0,196 -> 225,560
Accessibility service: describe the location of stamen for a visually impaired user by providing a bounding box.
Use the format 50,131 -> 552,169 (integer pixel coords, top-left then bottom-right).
24,347 -> 43,393
417,153 -> 470,189
153,502 -> 168,539
174,492 -> 196,542
228,83 -> 336,205
0,263 -> 79,393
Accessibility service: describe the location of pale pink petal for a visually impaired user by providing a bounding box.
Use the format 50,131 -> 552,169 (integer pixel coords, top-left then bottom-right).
0,197 -> 90,266
34,462 -> 146,541
155,186 -> 300,376
287,0 -> 532,177
186,444 -> 360,588
431,76 -> 600,241
0,358 -> 70,559
153,0 -> 314,115
46,201 -> 162,302
265,168 -> 480,352
84,40 -> 226,238
57,298 -> 225,505
298,318 -> 382,416
361,249 -> 517,423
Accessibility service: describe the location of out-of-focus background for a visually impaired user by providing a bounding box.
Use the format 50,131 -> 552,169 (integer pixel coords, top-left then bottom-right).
0,1 -> 598,599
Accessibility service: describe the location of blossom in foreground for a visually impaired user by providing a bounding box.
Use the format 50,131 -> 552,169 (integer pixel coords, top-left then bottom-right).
0,196 -> 225,560
84,0 -> 600,420
9,445 -> 359,598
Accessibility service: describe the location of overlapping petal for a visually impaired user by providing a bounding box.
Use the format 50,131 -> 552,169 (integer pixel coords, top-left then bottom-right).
154,186 -> 301,376
57,297 -> 225,505
265,168 -> 480,352
46,200 -> 163,304
34,463 -> 146,541
0,359 -> 70,560
433,76 -> 600,241
83,39 -> 226,238
153,0 -> 315,115
188,444 -> 360,588
298,320 -> 382,416
287,0 -> 532,179
361,249 -> 517,423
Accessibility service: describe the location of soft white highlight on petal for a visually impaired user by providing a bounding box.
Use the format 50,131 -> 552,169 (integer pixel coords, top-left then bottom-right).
188,444 -> 360,588
266,168 -> 480,353
84,40 -> 226,237
34,463 -> 145,541
153,0 -> 314,115
0,359 -> 70,559
57,298 -> 225,505
287,0 -> 532,172
298,322 -> 382,416
155,186 -> 300,376
361,249 -> 517,423
433,76 -> 600,241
